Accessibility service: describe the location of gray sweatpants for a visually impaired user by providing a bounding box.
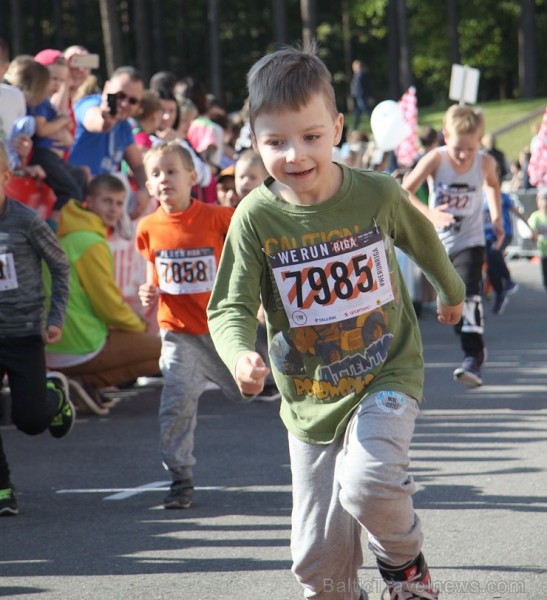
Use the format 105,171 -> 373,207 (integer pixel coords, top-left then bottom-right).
159,330 -> 242,482
289,391 -> 423,600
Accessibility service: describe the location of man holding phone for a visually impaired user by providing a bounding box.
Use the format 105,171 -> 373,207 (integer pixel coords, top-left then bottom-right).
68,66 -> 150,219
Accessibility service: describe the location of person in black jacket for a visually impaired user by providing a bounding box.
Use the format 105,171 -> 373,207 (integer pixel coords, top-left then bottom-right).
350,59 -> 373,132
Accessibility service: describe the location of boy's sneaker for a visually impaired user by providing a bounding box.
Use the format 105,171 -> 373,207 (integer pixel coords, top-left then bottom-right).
492,290 -> 508,315
47,372 -> 76,438
0,486 -> 19,516
453,350 -> 485,388
504,280 -> 519,295
378,553 -> 438,600
255,385 -> 282,402
163,480 -> 194,509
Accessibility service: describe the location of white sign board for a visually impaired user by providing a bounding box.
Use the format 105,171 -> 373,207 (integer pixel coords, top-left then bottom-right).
449,64 -> 480,105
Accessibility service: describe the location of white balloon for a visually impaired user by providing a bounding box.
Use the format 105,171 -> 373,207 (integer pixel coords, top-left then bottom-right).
370,100 -> 406,151
517,218 -> 533,240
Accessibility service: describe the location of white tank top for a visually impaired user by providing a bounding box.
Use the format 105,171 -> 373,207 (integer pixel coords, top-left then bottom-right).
429,146 -> 485,256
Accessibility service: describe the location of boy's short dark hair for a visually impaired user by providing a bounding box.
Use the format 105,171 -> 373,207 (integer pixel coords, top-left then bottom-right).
87,173 -> 126,198
247,43 -> 338,131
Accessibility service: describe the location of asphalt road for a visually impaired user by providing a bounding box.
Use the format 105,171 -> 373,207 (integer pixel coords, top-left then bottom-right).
1,258 -> 546,600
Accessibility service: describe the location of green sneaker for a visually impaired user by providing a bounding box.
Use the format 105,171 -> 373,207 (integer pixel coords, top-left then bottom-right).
0,486 -> 18,516
47,372 -> 76,439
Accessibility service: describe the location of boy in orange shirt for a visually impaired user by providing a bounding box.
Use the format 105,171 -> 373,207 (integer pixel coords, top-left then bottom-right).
136,141 -> 241,509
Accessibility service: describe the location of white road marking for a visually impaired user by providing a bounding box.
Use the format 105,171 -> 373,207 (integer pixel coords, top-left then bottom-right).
0,559 -> 49,565
56,481 -> 226,500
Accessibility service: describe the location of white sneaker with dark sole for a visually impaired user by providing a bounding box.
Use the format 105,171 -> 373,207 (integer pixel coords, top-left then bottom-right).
453,356 -> 482,388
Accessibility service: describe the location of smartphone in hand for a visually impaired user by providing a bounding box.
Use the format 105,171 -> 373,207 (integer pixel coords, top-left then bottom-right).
106,93 -> 117,117
70,54 -> 100,69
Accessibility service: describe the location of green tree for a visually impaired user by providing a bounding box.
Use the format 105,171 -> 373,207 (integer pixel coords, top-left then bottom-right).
2,0 -> 545,112
99,0 -> 123,74
519,0 -> 537,98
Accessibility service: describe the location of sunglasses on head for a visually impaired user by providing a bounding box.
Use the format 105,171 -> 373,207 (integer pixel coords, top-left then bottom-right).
115,91 -> 140,105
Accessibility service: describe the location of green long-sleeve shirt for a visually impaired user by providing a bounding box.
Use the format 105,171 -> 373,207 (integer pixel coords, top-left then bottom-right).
208,165 -> 465,444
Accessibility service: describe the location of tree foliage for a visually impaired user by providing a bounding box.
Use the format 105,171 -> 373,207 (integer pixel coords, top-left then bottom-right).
1,0 -> 545,112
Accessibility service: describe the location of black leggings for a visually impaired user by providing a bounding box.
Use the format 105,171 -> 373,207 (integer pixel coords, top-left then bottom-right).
450,246 -> 485,357
0,335 -> 58,487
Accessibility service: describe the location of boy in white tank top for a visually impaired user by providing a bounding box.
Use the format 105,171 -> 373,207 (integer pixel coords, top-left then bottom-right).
403,104 -> 503,387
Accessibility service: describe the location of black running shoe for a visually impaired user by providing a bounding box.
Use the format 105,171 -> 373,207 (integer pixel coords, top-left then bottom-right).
0,486 -> 18,516
47,372 -> 76,438
163,480 -> 194,509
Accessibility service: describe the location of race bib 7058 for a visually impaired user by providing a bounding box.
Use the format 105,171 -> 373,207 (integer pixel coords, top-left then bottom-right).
270,228 -> 394,328
156,247 -> 216,295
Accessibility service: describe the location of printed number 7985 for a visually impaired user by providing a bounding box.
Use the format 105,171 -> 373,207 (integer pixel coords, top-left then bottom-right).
284,254 -> 373,307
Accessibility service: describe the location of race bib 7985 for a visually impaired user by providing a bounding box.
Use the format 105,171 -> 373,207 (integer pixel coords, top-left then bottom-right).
270,228 -> 394,328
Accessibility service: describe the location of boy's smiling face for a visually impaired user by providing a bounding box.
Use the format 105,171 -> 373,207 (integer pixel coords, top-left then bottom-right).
252,93 -> 343,206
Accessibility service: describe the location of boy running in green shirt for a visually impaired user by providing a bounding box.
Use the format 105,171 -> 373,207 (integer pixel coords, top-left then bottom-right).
207,45 -> 465,600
